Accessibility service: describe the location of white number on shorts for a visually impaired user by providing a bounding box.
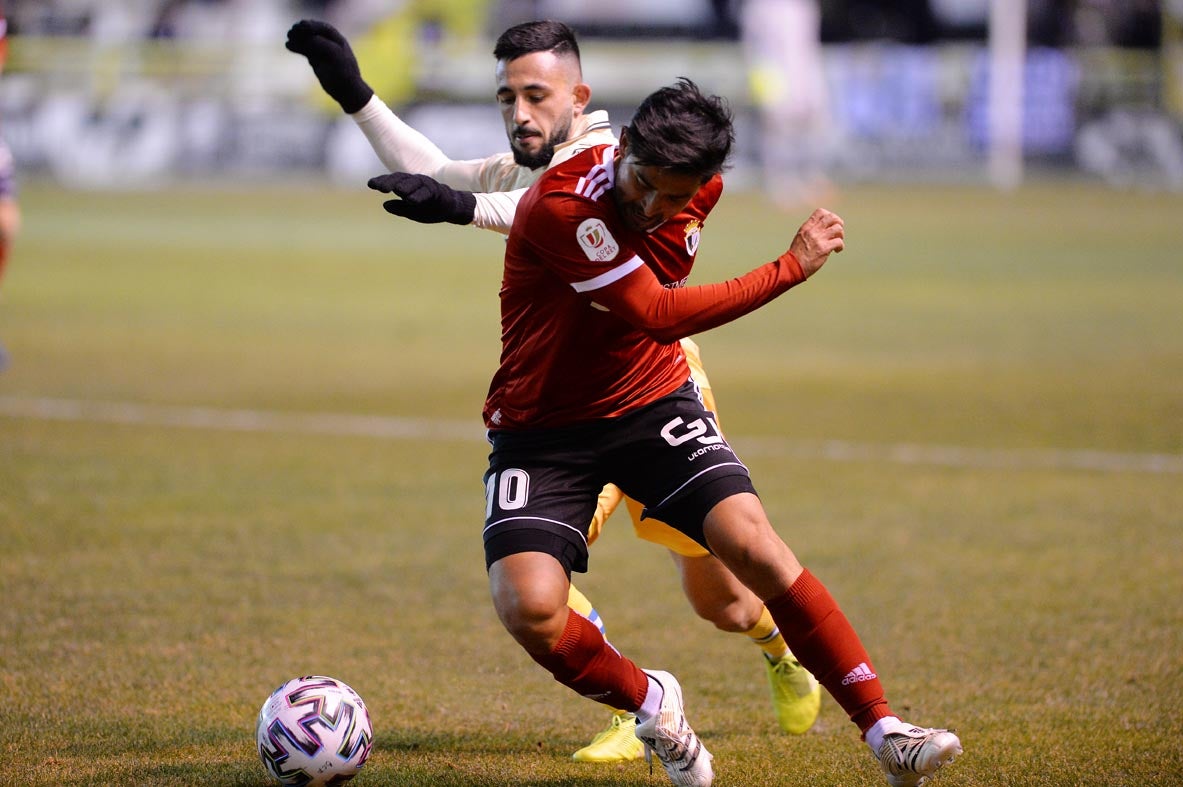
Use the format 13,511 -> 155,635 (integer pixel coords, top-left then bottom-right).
486,468 -> 530,517
660,416 -> 724,447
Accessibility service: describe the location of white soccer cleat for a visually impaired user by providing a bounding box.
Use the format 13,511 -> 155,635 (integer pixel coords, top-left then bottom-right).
874,725 -> 962,787
634,670 -> 714,787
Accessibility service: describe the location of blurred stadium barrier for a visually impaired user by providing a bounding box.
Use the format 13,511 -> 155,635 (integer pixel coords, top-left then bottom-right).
2,5 -> 1181,190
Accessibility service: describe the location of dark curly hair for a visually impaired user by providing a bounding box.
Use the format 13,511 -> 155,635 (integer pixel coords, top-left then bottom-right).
624,78 -> 734,179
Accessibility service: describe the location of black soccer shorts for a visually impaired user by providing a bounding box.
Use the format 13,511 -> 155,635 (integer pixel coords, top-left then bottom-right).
482,380 -> 756,575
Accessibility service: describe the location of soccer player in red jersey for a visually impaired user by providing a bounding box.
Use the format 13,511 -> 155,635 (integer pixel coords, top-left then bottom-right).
474,79 -> 962,787
289,18 -> 821,760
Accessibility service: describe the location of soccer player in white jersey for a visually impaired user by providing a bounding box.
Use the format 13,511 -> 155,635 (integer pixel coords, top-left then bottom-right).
287,18 -> 820,761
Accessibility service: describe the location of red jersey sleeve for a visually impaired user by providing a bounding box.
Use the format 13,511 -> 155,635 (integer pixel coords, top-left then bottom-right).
515,174 -> 805,345
588,250 -> 807,344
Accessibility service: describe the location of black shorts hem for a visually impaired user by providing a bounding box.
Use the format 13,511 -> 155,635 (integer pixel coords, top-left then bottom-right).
643,473 -> 757,550
484,528 -> 589,576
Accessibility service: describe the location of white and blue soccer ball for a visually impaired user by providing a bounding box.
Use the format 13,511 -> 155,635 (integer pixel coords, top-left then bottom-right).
256,675 -> 374,786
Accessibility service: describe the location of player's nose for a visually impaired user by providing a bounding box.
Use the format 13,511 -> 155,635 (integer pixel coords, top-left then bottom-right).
511,100 -> 532,127
640,192 -> 665,219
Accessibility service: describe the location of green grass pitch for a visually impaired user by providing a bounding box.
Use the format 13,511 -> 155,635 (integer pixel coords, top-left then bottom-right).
1,179 -> 1181,785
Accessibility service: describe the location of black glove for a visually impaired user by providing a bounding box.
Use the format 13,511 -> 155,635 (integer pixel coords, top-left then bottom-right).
368,173 -> 477,226
285,19 -> 374,114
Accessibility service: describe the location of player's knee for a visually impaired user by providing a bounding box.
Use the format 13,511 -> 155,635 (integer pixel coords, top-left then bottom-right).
490,576 -> 568,654
498,602 -> 568,654
694,595 -> 762,633
681,571 -> 761,631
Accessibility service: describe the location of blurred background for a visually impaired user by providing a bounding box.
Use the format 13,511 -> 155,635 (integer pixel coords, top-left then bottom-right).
1,8 -> 1181,784
2,0 -> 1181,196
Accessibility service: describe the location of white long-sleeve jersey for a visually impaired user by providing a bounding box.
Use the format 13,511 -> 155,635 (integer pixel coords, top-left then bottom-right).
350,95 -> 615,234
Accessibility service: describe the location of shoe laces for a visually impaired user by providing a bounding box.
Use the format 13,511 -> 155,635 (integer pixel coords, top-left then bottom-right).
769,655 -> 814,695
640,714 -> 702,771
769,655 -> 801,675
590,712 -> 632,744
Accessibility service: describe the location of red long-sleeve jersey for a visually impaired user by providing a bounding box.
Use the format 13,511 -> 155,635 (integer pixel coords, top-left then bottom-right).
483,144 -> 806,430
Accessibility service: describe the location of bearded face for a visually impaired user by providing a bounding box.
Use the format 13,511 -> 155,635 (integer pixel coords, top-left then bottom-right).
510,116 -> 572,169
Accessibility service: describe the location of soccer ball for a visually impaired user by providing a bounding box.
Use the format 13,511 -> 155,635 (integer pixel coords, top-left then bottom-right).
256,675 -> 374,786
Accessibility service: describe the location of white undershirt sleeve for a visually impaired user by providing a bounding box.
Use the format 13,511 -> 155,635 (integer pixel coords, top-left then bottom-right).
350,94 -> 487,190
351,95 -> 447,175
472,189 -> 527,235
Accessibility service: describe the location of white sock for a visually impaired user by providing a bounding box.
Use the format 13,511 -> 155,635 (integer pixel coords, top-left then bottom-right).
864,716 -> 907,753
636,675 -> 663,722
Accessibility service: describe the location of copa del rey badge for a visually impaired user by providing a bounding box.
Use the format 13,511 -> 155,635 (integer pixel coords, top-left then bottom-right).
576,218 -> 620,262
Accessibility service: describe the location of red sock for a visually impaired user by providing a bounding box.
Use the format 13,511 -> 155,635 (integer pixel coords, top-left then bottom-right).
0,241 -> 8,286
530,608 -> 649,711
766,569 -> 893,732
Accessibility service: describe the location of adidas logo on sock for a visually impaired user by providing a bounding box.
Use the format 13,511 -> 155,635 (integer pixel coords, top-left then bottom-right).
841,662 -> 877,685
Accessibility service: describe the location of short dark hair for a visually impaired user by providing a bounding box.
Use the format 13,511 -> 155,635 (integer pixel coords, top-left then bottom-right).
493,19 -> 581,63
624,78 -> 734,179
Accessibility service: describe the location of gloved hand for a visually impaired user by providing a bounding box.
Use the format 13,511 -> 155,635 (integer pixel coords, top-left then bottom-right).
368,173 -> 477,225
285,19 -> 374,114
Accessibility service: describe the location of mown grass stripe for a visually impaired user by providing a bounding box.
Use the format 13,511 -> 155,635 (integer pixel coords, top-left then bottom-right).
4,395 -> 1179,475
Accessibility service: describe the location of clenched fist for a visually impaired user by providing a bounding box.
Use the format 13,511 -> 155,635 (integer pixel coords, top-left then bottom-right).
788,208 -> 845,278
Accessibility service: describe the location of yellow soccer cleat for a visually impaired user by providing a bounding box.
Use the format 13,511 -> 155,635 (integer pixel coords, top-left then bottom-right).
766,653 -> 822,734
571,710 -> 644,762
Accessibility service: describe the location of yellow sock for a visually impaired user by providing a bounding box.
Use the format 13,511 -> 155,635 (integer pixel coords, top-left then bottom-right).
567,583 -> 606,638
745,607 -> 790,661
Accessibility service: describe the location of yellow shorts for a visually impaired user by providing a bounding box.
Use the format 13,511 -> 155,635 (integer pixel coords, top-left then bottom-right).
588,338 -> 715,559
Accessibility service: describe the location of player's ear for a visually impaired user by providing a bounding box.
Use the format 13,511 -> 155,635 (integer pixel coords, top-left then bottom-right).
572,81 -> 591,113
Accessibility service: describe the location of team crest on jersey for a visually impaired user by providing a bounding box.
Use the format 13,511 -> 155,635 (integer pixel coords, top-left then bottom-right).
684,219 -> 702,255
576,218 -> 620,262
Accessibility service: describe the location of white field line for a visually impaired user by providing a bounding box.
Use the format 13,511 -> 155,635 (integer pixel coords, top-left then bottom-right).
0,395 -> 479,442
2,395 -> 1181,475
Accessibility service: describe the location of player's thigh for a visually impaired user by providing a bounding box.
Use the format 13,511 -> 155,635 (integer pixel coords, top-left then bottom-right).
608,381 -> 753,546
483,429 -> 604,575
701,493 -> 802,598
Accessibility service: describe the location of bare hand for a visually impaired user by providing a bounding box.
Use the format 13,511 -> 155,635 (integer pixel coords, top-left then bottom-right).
788,208 -> 845,278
